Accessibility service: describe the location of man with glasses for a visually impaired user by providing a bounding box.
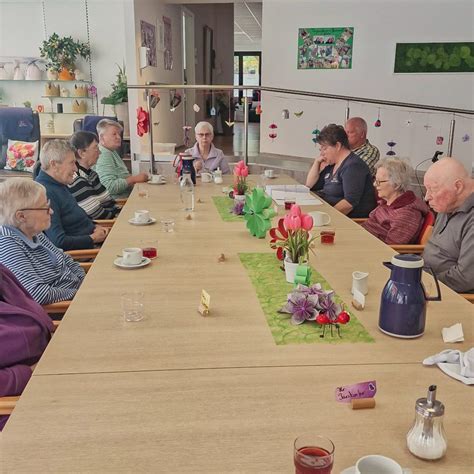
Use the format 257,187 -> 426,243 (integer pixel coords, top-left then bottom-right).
423,157 -> 474,293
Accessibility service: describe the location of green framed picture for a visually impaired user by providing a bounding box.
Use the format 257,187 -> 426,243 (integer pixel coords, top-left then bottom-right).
297,27 -> 354,70
394,42 -> 474,73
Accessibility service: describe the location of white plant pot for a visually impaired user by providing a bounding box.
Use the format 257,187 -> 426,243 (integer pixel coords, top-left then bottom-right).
284,258 -> 299,283
234,194 -> 246,203
26,62 -> 42,80
115,102 -> 130,137
47,69 -> 58,80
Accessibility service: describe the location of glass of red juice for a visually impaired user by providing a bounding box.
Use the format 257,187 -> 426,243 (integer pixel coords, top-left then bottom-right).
285,200 -> 296,211
294,435 -> 335,474
142,247 -> 157,259
320,230 -> 335,245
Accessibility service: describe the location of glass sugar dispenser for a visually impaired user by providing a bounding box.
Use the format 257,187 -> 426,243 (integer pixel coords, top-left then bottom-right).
406,385 -> 447,460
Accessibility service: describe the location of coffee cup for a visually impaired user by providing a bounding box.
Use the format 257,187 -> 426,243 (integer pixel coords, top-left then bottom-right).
134,210 -> 150,223
264,169 -> 274,178
355,455 -> 410,474
122,247 -> 143,266
310,211 -> 331,226
150,174 -> 165,184
201,172 -> 213,183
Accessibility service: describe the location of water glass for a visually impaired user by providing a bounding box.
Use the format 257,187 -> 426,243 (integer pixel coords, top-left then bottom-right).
137,184 -> 149,199
160,218 -> 175,233
294,435 -> 335,474
121,291 -> 145,322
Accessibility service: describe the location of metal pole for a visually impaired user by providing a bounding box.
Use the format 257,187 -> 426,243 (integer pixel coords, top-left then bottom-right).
243,94 -> 249,166
447,118 -> 456,157
146,87 -> 156,175
345,104 -> 350,121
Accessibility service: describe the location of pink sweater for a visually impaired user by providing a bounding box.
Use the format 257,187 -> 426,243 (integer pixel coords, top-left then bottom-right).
361,191 -> 430,244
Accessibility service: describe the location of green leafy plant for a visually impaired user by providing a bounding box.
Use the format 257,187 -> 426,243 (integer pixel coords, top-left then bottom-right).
101,63 -> 128,105
39,33 -> 90,73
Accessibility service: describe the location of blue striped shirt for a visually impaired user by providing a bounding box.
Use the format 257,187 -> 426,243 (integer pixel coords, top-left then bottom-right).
0,226 -> 85,305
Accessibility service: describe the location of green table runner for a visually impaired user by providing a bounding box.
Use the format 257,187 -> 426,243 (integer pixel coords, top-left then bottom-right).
212,196 -> 244,222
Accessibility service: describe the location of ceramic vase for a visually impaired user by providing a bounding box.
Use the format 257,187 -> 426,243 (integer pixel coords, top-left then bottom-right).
234,194 -> 246,204
25,61 -> 42,80
284,258 -> 299,283
58,67 -> 75,81
47,69 -> 58,80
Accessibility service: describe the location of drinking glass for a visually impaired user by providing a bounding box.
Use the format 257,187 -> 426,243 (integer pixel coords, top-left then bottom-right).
121,291 -> 145,322
284,184 -> 296,210
141,239 -> 158,259
294,435 -> 335,474
160,218 -> 175,233
137,184 -> 149,199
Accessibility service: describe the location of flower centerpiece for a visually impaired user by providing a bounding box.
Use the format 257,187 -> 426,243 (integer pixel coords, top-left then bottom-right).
233,160 -> 249,201
39,33 -> 91,80
270,205 -> 316,282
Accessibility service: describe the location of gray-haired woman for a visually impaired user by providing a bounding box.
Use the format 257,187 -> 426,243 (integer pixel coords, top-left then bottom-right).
0,178 -> 85,304
361,157 -> 430,244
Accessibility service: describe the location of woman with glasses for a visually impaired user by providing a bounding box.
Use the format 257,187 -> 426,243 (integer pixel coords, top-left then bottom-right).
186,121 -> 230,174
306,124 -> 376,217
0,178 -> 85,305
69,131 -> 121,220
361,157 -> 430,244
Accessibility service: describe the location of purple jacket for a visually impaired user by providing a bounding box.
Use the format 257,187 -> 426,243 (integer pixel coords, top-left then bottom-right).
0,264 -> 53,430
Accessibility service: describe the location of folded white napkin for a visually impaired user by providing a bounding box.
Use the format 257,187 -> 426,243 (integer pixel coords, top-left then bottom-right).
441,323 -> 464,343
423,348 -> 474,384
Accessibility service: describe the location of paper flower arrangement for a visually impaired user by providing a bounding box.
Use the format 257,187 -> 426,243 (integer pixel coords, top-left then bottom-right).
270,205 -> 315,264
243,188 -> 276,238
279,283 -> 351,336
136,107 -> 149,137
233,160 -> 249,196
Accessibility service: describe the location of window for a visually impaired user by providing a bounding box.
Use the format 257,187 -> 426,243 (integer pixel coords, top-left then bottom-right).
233,52 -> 261,99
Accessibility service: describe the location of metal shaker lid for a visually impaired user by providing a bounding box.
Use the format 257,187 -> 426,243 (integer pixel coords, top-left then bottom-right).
415,385 -> 445,417
391,254 -> 424,269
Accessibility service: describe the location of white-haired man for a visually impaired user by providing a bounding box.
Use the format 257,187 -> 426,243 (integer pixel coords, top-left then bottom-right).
345,117 -> 380,175
95,119 -> 149,199
423,157 -> 474,293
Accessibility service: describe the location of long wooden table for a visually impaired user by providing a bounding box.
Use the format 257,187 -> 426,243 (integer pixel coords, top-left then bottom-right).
2,176 -> 473,472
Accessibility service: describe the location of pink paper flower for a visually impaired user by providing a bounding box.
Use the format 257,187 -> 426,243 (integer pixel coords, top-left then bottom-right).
284,214 -> 301,230
301,214 -> 313,231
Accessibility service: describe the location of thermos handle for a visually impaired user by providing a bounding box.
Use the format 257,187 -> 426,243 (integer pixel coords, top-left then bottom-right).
383,261 -> 393,270
422,266 -> 442,301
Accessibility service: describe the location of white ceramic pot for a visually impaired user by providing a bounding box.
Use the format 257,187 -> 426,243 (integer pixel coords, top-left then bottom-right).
284,258 -> 299,283
0,63 -> 10,80
13,63 -> 24,80
234,194 -> 246,203
47,69 -> 58,80
25,62 -> 42,80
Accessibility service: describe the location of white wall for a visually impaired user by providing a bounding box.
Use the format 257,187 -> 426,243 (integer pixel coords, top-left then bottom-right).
260,0 -> 474,171
0,0 -> 132,135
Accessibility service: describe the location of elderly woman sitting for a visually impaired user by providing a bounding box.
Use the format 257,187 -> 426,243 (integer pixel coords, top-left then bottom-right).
69,131 -> 121,220
35,139 -> 108,250
186,121 -> 230,174
0,264 -> 54,430
0,179 -> 85,304
95,119 -> 149,199
361,157 -> 430,244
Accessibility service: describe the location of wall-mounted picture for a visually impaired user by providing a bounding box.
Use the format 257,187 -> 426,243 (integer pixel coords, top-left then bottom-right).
140,20 -> 157,67
163,16 -> 173,70
394,42 -> 474,73
297,27 -> 354,70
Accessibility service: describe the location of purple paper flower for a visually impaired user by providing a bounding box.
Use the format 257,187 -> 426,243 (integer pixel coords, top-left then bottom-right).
316,292 -> 341,322
286,293 -> 319,325
232,200 -> 245,215
88,85 -> 97,98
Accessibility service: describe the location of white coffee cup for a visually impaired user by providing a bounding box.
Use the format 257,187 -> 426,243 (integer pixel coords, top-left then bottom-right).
310,211 -> 331,226
122,247 -> 143,266
352,271 -> 369,296
214,176 -> 223,184
150,174 -> 165,184
134,210 -> 150,223
355,455 -> 411,474
201,172 -> 213,183
264,169 -> 274,178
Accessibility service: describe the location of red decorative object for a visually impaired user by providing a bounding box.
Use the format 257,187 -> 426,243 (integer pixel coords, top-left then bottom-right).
336,311 -> 350,324
136,107 -> 149,137
269,218 -> 288,261
316,313 -> 330,325
374,119 -> 381,128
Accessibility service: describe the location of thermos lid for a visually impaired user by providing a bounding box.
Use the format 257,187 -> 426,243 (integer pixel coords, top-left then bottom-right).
391,254 -> 424,269
415,385 -> 445,417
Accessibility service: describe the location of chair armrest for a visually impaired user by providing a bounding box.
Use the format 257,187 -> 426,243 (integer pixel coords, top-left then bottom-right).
94,219 -> 115,228
66,249 -> 100,259
390,244 -> 425,254
115,198 -> 127,206
352,218 -> 367,224
459,293 -> 474,303
42,301 -> 71,314
52,320 -> 60,331
0,396 -> 20,415
79,262 -> 93,273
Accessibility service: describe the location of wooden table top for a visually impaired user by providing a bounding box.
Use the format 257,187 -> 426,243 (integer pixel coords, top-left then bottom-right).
34,176 -> 472,376
3,365 -> 472,473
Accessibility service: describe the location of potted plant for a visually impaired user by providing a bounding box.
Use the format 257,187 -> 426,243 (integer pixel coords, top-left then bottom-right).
270,205 -> 316,282
101,63 -> 129,136
39,33 -> 90,81
233,160 -> 249,202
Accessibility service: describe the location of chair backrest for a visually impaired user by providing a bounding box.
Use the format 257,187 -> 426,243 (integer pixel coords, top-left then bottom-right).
0,108 -> 41,169
418,211 -> 435,245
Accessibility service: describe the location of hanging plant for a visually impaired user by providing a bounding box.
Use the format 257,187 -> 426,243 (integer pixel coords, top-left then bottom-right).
39,33 -> 90,73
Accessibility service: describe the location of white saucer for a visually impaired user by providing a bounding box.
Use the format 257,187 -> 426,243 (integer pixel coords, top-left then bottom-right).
128,217 -> 156,226
340,467 -> 356,474
265,175 -> 278,179
114,257 -> 151,269
148,180 -> 166,185
438,362 -> 474,385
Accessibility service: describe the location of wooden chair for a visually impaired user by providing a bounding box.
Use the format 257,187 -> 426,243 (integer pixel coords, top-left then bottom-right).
115,198 -> 127,207
66,249 -> 100,259
0,396 -> 19,416
95,219 -> 115,228
459,293 -> 474,304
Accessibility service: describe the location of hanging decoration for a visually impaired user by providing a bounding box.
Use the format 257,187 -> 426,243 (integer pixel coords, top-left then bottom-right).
386,141 -> 396,156
255,104 -> 262,115
169,90 -> 182,112
210,106 -> 216,116
269,123 -> 278,142
462,133 -> 470,142
423,116 -> 432,131
312,128 -> 321,144
436,136 -> 444,145
405,119 -> 413,127
243,188 -> 277,239
183,125 -> 192,148
149,89 -> 160,108
282,109 -> 290,120
193,103 -> 200,112
374,109 -> 381,127
225,93 -> 234,127
136,107 -> 149,137
294,111 -> 304,118
225,120 -> 235,127
88,85 -> 97,98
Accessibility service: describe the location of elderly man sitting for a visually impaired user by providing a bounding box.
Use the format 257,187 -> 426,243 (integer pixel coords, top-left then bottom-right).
423,158 -> 474,293
35,139 -> 108,250
94,119 -> 148,199
0,179 -> 85,304
345,117 -> 380,175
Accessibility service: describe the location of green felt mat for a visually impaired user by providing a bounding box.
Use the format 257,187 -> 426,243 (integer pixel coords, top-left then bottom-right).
239,253 -> 374,345
212,196 -> 245,222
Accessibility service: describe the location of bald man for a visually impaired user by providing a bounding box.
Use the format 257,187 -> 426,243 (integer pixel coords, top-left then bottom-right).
423,158 -> 474,293
345,117 -> 380,175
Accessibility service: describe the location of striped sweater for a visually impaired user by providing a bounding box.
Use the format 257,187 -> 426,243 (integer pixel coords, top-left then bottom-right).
0,226 -> 85,305
68,164 -> 120,220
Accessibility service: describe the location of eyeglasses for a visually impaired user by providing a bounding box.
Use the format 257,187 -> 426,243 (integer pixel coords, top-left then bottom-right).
18,200 -> 51,212
196,133 -> 212,138
374,179 -> 389,186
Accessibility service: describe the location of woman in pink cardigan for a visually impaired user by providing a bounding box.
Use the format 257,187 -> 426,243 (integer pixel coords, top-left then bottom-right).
362,157 -> 430,244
